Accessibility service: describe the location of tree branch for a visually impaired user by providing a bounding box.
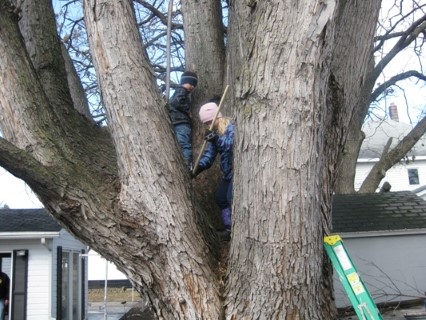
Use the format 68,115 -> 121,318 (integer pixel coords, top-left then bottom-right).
134,0 -> 183,29
371,70 -> 426,102
374,4 -> 426,53
359,115 -> 426,193
373,13 -> 426,78
0,138 -> 60,199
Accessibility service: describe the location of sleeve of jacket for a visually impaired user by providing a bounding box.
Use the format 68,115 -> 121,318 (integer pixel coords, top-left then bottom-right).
198,142 -> 218,170
170,88 -> 190,113
218,124 -> 234,180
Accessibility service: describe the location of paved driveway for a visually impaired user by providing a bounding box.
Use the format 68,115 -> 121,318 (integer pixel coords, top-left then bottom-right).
87,301 -> 142,320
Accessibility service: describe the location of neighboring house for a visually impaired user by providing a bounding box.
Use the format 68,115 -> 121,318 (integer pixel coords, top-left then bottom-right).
0,208 -> 88,320
332,191 -> 426,308
355,112 -> 426,196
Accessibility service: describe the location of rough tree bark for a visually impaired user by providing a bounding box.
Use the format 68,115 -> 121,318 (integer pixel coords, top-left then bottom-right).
1,0 -> 221,318
0,0 -> 381,319
224,1 -> 380,318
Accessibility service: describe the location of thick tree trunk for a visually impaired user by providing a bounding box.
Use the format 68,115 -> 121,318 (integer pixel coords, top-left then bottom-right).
2,1 -> 222,318
334,59 -> 375,194
225,0 -> 380,318
82,1 -> 222,318
19,0 -> 94,123
181,0 -> 225,97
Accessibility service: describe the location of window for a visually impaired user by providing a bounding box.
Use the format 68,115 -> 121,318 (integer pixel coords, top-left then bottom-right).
408,168 -> 420,185
58,248 -> 82,320
61,252 -> 70,319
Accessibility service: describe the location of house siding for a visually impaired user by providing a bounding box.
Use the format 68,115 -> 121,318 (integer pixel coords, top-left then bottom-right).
334,233 -> 426,308
0,239 -> 52,320
355,160 -> 426,192
0,230 -> 87,320
27,247 -> 51,320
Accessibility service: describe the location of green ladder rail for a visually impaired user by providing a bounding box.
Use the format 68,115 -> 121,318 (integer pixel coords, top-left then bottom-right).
324,235 -> 384,320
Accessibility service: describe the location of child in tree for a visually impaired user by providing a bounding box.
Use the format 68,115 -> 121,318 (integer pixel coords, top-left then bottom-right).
193,102 -> 235,240
167,71 -> 198,171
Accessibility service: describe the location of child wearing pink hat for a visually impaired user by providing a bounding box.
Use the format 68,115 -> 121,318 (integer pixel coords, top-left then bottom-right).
194,101 -> 235,240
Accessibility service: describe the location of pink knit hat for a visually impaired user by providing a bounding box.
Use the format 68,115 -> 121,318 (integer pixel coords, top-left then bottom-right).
199,102 -> 222,124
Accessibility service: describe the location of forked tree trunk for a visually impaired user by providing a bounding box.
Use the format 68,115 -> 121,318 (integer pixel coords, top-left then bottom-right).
2,1 -> 222,318
82,1 -> 222,318
0,0 -> 381,319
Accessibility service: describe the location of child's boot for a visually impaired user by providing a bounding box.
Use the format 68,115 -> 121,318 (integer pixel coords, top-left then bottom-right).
219,207 -> 232,241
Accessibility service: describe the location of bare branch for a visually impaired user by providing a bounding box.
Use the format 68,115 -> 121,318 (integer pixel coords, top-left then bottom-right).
371,70 -> 426,102
374,14 -> 426,78
359,115 -> 426,193
134,0 -> 183,29
374,3 -> 426,52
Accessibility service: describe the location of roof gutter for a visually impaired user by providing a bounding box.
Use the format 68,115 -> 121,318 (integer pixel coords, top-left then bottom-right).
358,155 -> 426,163
0,231 -> 60,239
338,228 -> 426,238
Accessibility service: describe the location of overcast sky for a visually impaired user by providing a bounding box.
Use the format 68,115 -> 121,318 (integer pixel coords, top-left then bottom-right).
0,168 -> 42,209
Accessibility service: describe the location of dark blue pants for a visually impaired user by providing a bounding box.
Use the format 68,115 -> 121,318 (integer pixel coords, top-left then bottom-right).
0,299 -> 5,320
215,178 -> 233,209
173,123 -> 192,162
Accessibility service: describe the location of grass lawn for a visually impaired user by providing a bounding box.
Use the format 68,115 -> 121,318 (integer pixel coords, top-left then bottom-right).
88,287 -> 142,303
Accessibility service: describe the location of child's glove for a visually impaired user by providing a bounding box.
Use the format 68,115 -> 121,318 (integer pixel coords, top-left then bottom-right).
191,166 -> 203,178
204,129 -> 217,142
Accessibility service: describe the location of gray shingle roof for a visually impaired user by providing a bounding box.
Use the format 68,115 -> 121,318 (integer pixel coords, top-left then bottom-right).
3,193 -> 425,234
332,191 -> 426,233
0,208 -> 61,232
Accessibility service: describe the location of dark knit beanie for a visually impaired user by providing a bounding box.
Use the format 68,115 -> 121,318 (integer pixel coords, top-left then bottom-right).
180,71 -> 198,87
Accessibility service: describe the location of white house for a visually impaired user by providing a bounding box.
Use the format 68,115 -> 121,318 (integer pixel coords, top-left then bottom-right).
355,114 -> 426,195
0,208 -> 88,320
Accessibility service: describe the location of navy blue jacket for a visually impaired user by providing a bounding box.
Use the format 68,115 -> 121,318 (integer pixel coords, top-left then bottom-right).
168,86 -> 192,125
198,123 -> 234,181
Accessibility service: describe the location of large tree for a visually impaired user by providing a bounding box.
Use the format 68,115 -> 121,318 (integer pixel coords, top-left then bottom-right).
0,0 -> 381,319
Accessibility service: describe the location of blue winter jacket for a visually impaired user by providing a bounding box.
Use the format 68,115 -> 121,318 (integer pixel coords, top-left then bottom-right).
198,122 -> 234,181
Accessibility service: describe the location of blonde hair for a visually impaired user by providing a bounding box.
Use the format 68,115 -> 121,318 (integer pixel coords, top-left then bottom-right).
215,117 -> 232,135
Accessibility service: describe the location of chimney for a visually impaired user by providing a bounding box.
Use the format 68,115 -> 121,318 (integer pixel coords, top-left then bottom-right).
388,102 -> 399,122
